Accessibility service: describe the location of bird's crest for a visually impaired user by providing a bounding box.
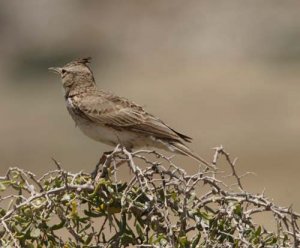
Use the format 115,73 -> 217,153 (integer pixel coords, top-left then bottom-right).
65,57 -> 92,67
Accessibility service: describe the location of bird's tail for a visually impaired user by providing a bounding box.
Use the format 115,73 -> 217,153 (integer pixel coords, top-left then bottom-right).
169,141 -> 216,170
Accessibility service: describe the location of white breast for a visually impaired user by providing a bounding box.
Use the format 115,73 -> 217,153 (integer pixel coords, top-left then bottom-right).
65,97 -> 148,148
65,97 -> 163,149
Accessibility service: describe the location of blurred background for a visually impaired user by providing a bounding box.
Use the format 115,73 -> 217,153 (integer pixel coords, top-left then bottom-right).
0,0 -> 300,212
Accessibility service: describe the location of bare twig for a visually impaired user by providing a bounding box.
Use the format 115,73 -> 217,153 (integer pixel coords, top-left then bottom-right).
0,146 -> 299,247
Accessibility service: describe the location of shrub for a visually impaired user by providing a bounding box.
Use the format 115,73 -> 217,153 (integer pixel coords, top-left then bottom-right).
0,145 -> 299,247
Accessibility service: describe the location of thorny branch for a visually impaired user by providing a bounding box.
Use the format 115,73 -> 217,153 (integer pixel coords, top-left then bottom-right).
0,145 -> 299,247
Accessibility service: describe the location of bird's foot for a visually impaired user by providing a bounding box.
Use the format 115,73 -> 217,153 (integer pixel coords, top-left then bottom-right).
91,151 -> 113,180
91,145 -> 133,180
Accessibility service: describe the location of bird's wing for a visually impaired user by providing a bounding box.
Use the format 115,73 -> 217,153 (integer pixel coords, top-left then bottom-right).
73,92 -> 191,142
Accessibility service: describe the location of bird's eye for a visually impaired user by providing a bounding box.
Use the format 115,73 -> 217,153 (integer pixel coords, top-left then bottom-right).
62,69 -> 67,74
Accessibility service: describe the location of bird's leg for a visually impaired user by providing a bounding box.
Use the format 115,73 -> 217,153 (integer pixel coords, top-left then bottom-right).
91,151 -> 113,179
91,145 -> 134,179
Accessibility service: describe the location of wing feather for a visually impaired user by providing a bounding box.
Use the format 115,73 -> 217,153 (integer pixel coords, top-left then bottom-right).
72,91 -> 191,142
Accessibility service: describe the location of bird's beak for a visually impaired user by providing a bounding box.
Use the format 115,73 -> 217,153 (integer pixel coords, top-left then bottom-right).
48,67 -> 62,74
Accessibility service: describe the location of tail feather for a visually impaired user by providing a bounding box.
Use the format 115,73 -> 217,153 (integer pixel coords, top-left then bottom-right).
169,142 -> 216,170
169,128 -> 192,143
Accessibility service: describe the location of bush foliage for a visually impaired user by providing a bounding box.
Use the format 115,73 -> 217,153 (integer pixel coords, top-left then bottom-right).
0,145 -> 299,247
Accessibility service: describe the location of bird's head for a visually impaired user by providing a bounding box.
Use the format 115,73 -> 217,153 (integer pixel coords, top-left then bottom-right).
49,57 -> 95,91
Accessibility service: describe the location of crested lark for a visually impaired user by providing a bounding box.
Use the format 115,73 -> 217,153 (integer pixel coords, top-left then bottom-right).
49,58 -> 211,167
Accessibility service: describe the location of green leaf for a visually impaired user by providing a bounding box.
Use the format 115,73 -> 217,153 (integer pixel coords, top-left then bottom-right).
84,233 -> 94,245
107,185 -> 114,193
84,209 -> 104,217
25,243 -> 35,248
191,233 -> 201,248
255,226 -> 262,236
179,236 -> 188,247
0,182 -> 6,191
136,223 -> 144,241
61,193 -> 71,202
233,203 -> 243,217
0,208 -> 6,217
154,233 -> 167,245
120,233 -> 135,246
30,228 -> 41,238
50,220 -> 66,231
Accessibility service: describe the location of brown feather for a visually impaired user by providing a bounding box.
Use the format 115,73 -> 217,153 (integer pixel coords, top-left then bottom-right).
71,90 -> 189,143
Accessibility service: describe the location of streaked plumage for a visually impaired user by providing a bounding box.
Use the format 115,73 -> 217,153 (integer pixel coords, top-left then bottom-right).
49,57 -> 211,166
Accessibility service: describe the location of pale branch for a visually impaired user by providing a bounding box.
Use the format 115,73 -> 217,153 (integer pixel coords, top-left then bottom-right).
0,145 -> 299,247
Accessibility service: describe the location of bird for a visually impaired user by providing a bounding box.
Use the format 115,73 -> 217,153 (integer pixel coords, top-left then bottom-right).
49,57 -> 212,167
